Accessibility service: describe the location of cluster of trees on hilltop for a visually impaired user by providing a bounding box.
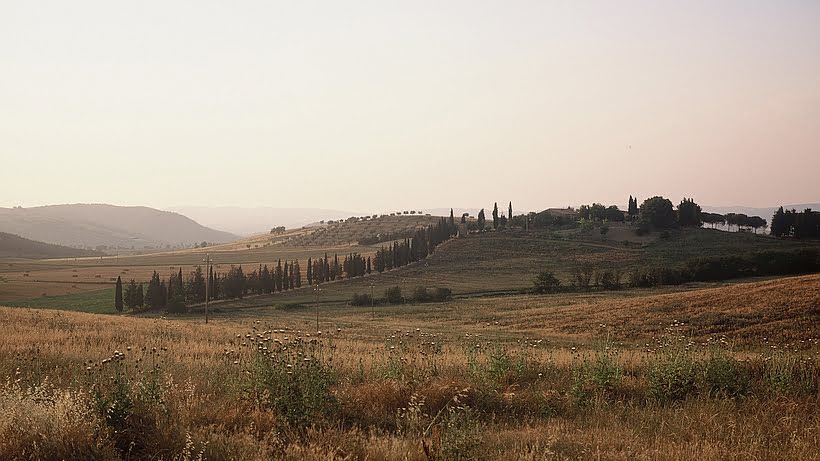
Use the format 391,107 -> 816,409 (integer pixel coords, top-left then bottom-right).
771,207 -> 820,238
578,203 -> 625,222
701,212 -> 767,232
373,217 -> 457,272
633,196 -> 767,235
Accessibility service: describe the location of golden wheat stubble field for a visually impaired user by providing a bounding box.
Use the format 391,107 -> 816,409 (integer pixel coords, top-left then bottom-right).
0,274 -> 818,460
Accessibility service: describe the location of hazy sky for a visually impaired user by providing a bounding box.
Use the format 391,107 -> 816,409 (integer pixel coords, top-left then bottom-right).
2,1 -> 819,213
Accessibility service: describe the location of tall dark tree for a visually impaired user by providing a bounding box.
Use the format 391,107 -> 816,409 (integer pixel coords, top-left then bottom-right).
187,266 -> 206,302
275,260 -> 283,291
307,257 -> 313,285
677,198 -> 702,227
477,209 -> 486,230
639,196 -> 676,229
208,265 -> 215,299
771,206 -> 787,237
628,196 -> 638,218
114,276 -> 123,312
136,283 -> 144,308
508,202 -> 513,226
145,271 -> 167,310
124,279 -> 138,309
492,202 -> 499,229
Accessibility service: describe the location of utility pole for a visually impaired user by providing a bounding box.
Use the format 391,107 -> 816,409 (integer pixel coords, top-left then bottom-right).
203,254 -> 213,324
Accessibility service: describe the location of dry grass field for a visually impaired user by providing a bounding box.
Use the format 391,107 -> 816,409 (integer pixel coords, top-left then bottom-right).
0,272 -> 818,460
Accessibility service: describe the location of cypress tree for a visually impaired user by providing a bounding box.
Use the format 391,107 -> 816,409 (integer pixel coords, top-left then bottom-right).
492,202 -> 499,229
367,256 -> 372,274
136,283 -> 144,308
508,202 -> 513,225
307,257 -> 313,285
276,259 -> 283,291
115,276 -> 123,312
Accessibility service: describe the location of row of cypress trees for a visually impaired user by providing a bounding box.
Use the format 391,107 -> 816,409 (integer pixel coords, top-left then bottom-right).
373,217 -> 457,272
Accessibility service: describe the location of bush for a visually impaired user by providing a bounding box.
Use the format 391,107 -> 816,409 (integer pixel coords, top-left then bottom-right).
350,293 -> 373,306
648,351 -> 698,403
249,337 -> 336,431
533,271 -> 561,293
385,286 -> 403,304
634,220 -> 651,236
754,249 -> 819,276
598,269 -> 622,290
413,286 -> 431,303
702,353 -> 750,398
165,296 -> 187,314
629,266 -> 688,288
432,287 -> 453,302
686,256 -> 755,282
411,287 -> 452,303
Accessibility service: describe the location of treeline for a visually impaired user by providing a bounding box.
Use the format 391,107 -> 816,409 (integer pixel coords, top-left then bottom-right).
532,248 -> 819,294
701,212 -> 767,232
373,217 -> 457,272
771,207 -> 820,238
307,253 -> 371,284
350,285 -> 452,306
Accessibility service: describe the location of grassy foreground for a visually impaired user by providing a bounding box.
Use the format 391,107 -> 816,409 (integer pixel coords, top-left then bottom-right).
0,276 -> 818,460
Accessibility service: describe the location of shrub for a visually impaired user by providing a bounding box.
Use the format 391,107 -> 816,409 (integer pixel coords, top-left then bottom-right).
413,286 -> 432,303
533,271 -> 561,293
702,352 -> 750,398
410,287 -> 452,303
763,354 -> 819,396
385,286 -> 403,304
686,256 -> 755,282
635,220 -> 651,236
648,351 -> 698,403
249,337 -> 336,431
571,263 -> 594,290
598,269 -> 622,290
350,293 -> 373,306
754,249 -> 819,276
432,287 -> 453,302
166,296 -> 187,314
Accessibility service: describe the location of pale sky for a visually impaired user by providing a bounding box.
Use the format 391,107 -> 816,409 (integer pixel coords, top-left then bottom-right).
2,1 -> 819,213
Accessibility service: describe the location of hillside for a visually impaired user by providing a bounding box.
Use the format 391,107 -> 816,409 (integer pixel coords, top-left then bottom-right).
0,204 -> 239,250
203,224 -> 820,308
166,206 -> 358,236
493,273 -> 820,344
212,213 -> 445,250
0,232 -> 103,259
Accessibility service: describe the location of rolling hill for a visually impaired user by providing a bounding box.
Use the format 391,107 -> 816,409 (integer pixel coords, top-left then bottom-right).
166,206 -> 359,236
0,204 -> 239,250
0,232 -> 103,259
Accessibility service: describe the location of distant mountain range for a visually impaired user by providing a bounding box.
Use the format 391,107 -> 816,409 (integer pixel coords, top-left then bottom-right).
0,204 -> 238,250
0,232 -> 104,259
